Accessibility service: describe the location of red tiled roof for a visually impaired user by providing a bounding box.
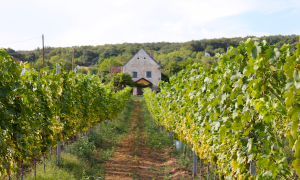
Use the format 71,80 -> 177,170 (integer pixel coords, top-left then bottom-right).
110,67 -> 122,73
80,67 -> 89,71
13,57 -> 22,63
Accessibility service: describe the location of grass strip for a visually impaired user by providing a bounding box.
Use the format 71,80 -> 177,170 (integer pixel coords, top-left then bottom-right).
141,97 -> 173,151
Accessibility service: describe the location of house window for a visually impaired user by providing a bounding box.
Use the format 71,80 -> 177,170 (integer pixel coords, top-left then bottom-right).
146,71 -> 151,78
133,72 -> 137,78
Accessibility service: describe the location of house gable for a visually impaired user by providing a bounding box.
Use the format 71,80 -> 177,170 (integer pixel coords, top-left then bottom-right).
123,48 -> 161,68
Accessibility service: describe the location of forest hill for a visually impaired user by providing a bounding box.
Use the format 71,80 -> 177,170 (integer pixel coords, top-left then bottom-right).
7,34 -> 299,81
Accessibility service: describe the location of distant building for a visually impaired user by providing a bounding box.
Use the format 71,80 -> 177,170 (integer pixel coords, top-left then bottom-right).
13,57 -> 23,63
73,65 -> 88,73
80,66 -> 89,71
110,67 -> 122,73
204,52 -> 211,57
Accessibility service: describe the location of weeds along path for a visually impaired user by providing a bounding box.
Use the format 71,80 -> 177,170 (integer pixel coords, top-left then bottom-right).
104,100 -> 167,180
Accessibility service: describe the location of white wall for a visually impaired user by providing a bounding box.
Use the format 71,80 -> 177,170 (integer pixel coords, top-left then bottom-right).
133,87 -> 137,96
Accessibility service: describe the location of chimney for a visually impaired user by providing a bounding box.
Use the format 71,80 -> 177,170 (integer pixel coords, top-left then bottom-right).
150,51 -> 154,58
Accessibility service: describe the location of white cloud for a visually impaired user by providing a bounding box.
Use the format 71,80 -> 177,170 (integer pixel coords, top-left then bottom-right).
171,0 -> 254,24
279,9 -> 299,18
0,0 -> 299,50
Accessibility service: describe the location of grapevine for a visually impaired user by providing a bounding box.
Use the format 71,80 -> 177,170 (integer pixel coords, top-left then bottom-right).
144,37 -> 300,179
0,49 -> 131,177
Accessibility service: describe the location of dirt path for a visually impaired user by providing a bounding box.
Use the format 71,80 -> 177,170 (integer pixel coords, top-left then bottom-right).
104,100 -> 165,179
104,100 -> 191,180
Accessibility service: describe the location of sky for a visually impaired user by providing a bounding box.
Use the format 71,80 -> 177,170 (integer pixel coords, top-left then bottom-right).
0,0 -> 299,51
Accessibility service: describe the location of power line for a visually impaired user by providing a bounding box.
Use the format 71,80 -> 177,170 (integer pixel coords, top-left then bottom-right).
45,39 -> 51,47
0,36 -> 41,46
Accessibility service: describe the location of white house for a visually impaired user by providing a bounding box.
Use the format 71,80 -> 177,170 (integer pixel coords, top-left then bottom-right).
122,48 -> 161,95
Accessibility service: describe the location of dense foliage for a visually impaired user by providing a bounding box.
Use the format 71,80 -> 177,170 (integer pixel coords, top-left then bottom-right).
144,37 -> 300,179
104,72 -> 135,91
0,49 -> 132,178
7,35 -> 299,80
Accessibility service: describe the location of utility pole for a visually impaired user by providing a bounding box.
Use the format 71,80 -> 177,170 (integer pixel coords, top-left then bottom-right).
42,34 -> 45,68
72,48 -> 75,71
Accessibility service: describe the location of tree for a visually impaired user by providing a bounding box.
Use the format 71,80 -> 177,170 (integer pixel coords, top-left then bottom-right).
63,60 -> 72,71
214,48 -> 225,54
204,45 -> 214,56
196,52 -> 204,60
99,58 -> 122,78
99,58 -> 122,72
77,68 -> 88,74
10,35 -> 299,76
33,58 -> 43,70
107,73 -> 134,91
88,65 -> 99,75
161,72 -> 169,82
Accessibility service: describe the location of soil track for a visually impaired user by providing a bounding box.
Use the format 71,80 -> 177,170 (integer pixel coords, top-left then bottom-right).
104,100 -> 191,180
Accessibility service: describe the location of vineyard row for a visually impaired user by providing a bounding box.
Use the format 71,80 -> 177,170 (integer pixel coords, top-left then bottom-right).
0,49 -> 132,178
144,37 -> 300,179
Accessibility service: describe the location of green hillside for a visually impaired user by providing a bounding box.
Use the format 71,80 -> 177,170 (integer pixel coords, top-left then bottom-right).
7,34 -> 299,81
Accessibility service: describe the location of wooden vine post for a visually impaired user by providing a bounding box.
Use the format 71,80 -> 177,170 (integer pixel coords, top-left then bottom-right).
56,64 -> 61,166
43,153 -> 46,173
200,159 -> 202,180
250,160 -> 256,176
34,158 -> 36,180
7,162 -> 11,180
193,150 -> 197,177
21,160 -> 23,180
50,146 -> 52,162
207,162 -> 210,180
57,142 -> 61,166
215,164 -> 217,180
